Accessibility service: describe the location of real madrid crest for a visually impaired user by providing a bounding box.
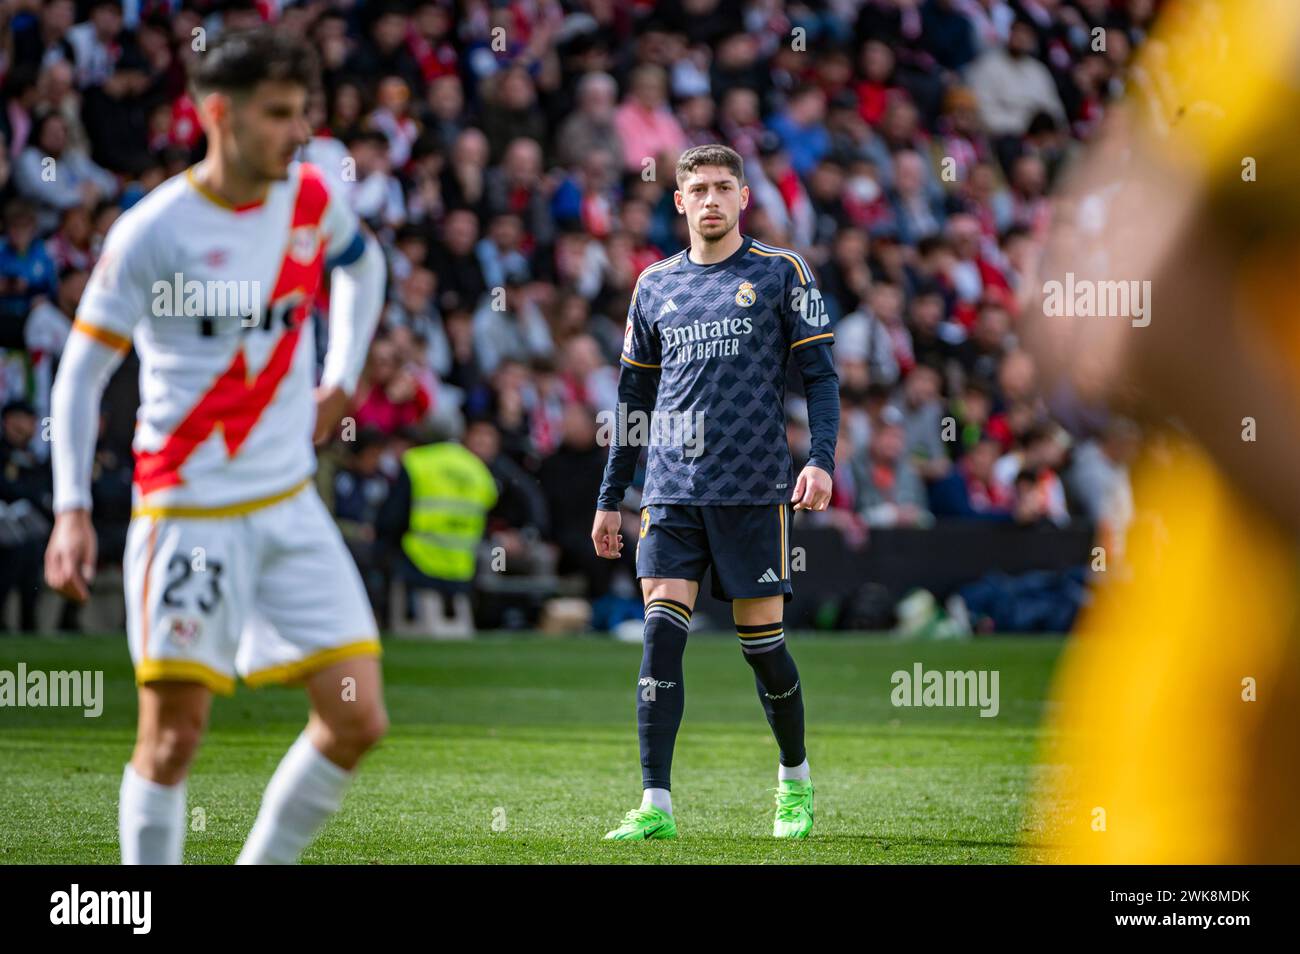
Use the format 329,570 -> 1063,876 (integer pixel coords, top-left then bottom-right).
735,280 -> 756,307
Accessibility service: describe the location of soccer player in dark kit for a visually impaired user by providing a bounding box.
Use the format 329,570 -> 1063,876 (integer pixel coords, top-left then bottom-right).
592,144 -> 839,840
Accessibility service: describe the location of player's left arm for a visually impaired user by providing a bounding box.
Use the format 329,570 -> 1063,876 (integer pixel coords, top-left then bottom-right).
315,187 -> 387,444
785,263 -> 839,512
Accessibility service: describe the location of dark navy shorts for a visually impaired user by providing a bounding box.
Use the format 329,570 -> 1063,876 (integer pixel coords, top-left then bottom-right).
635,503 -> 794,602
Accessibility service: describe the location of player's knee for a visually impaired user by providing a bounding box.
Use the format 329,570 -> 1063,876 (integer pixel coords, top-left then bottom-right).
359,706 -> 390,749
642,598 -> 692,650
136,721 -> 204,781
322,704 -> 388,756
641,578 -> 695,609
347,705 -> 388,752
737,623 -> 800,690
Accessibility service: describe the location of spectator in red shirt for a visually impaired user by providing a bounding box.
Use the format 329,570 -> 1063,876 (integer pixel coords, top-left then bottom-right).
352,336 -> 433,435
856,39 -> 898,127
960,436 -> 1014,515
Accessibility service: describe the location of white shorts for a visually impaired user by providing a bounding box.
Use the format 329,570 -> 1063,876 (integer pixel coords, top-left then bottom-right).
123,481 -> 380,695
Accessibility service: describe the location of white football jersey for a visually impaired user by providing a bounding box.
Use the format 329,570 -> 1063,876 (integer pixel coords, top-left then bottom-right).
75,162 -> 364,512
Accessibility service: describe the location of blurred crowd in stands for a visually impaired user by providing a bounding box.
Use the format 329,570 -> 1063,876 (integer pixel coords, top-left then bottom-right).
0,0 -> 1151,632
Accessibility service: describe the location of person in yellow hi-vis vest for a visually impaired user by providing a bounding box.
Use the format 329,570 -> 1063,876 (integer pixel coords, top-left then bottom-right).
395,441 -> 498,586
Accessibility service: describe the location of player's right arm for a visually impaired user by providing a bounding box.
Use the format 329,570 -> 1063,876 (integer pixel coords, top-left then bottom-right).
592,279 -> 661,559
46,213 -> 152,601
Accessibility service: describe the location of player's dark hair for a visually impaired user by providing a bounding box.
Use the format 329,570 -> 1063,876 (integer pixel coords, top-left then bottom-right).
676,144 -> 746,187
190,29 -> 320,100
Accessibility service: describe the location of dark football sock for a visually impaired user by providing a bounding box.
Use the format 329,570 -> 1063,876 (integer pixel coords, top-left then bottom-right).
737,622 -> 806,767
638,599 -> 691,790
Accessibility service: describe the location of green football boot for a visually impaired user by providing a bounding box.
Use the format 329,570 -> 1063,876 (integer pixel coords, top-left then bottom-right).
773,778 -> 814,838
604,806 -> 678,841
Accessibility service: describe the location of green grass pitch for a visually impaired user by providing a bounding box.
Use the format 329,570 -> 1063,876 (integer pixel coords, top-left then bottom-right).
0,633 -> 1063,864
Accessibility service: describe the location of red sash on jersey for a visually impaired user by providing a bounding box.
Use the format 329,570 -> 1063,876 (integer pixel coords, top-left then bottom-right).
133,165 -> 331,496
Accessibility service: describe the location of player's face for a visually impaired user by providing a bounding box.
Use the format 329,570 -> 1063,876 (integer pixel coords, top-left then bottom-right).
223,80 -> 312,182
675,167 -> 748,243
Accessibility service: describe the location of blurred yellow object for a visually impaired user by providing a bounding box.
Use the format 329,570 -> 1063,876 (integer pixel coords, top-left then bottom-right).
1032,0 -> 1300,862
1034,440 -> 1300,862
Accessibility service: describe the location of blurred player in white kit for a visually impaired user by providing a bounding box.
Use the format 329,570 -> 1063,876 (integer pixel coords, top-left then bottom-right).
44,28 -> 388,864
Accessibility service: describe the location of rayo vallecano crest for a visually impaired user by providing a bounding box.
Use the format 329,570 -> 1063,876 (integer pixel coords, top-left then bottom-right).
165,616 -> 203,648
288,226 -> 320,264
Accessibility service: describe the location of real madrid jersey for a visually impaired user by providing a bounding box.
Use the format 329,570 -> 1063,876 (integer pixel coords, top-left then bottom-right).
607,235 -> 835,506
71,162 -> 365,512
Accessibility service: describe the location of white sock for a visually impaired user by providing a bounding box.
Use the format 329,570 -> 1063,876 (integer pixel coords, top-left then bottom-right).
236,732 -> 353,865
641,787 -> 672,815
119,764 -> 186,865
778,758 -> 810,782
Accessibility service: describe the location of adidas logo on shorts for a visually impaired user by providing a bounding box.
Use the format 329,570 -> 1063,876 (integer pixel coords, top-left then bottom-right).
757,568 -> 780,583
